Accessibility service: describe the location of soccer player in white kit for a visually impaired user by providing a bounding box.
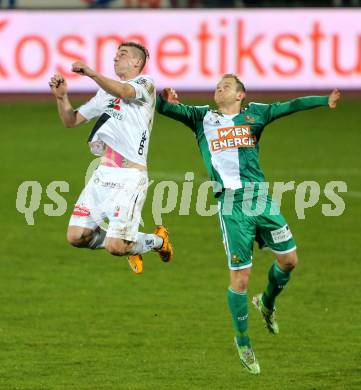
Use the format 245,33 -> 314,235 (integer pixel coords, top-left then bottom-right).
49,41 -> 173,274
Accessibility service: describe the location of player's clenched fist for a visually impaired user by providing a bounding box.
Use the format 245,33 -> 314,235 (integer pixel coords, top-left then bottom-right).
328,89 -> 341,109
161,88 -> 180,104
71,61 -> 96,77
49,73 -> 67,98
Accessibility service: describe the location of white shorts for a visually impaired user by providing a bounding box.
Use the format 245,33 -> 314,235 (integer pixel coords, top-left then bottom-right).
69,165 -> 148,241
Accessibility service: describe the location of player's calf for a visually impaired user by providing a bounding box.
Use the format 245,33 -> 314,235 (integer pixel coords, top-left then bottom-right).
255,253 -> 297,332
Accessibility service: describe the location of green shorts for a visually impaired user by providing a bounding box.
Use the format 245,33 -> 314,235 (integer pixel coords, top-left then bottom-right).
218,194 -> 296,270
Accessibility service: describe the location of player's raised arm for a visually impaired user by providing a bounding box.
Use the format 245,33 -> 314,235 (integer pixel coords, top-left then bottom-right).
156,88 -> 208,130
264,89 -> 341,123
48,73 -> 87,128
72,61 -> 136,99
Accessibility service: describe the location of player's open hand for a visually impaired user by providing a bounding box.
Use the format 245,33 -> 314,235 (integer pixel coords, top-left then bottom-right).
49,73 -> 67,98
328,89 -> 341,109
71,61 -> 95,77
161,88 -> 180,104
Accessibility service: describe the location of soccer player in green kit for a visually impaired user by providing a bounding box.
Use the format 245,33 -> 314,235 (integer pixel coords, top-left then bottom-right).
156,75 -> 341,375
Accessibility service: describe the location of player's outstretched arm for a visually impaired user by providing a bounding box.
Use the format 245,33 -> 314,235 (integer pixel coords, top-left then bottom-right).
156,88 -> 209,130
49,73 -> 86,128
328,89 -> 341,109
266,89 -> 341,123
71,61 -> 135,99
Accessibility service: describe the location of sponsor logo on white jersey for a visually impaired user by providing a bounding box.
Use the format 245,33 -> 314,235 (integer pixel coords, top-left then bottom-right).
138,131 -> 147,156
105,98 -> 124,120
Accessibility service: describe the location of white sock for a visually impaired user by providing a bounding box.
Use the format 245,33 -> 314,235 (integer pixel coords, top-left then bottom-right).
129,232 -> 163,255
88,228 -> 106,249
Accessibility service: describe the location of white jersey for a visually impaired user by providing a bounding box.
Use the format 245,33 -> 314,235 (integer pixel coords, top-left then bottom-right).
78,75 -> 156,165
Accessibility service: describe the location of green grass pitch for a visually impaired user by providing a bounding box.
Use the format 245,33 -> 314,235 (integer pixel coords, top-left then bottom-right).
1,95 -> 360,389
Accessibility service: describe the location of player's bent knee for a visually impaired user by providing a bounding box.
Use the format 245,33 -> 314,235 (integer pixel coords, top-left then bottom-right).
67,226 -> 93,248
234,279 -> 248,292
277,250 -> 298,272
230,268 -> 251,292
286,251 -> 298,269
105,239 -> 131,256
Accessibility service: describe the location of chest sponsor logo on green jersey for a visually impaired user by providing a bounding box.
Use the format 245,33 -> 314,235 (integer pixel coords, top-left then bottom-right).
210,125 -> 257,151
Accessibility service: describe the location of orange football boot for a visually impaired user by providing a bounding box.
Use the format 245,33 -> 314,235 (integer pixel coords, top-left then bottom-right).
128,254 -> 143,274
154,225 -> 174,262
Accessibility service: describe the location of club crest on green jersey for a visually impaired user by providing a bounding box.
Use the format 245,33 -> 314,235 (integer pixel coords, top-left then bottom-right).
231,255 -> 241,264
245,115 -> 255,123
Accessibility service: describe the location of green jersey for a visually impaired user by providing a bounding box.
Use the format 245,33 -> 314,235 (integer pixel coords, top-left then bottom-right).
156,95 -> 329,197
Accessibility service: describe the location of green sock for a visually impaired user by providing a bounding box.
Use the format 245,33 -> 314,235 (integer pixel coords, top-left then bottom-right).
227,287 -> 250,347
262,261 -> 291,310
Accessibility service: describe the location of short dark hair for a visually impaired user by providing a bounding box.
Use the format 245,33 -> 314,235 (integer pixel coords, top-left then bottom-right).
119,41 -> 149,71
222,74 -> 246,93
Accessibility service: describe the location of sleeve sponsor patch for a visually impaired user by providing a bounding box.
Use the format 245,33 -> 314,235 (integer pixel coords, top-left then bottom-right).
135,77 -> 154,95
271,225 -> 293,243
